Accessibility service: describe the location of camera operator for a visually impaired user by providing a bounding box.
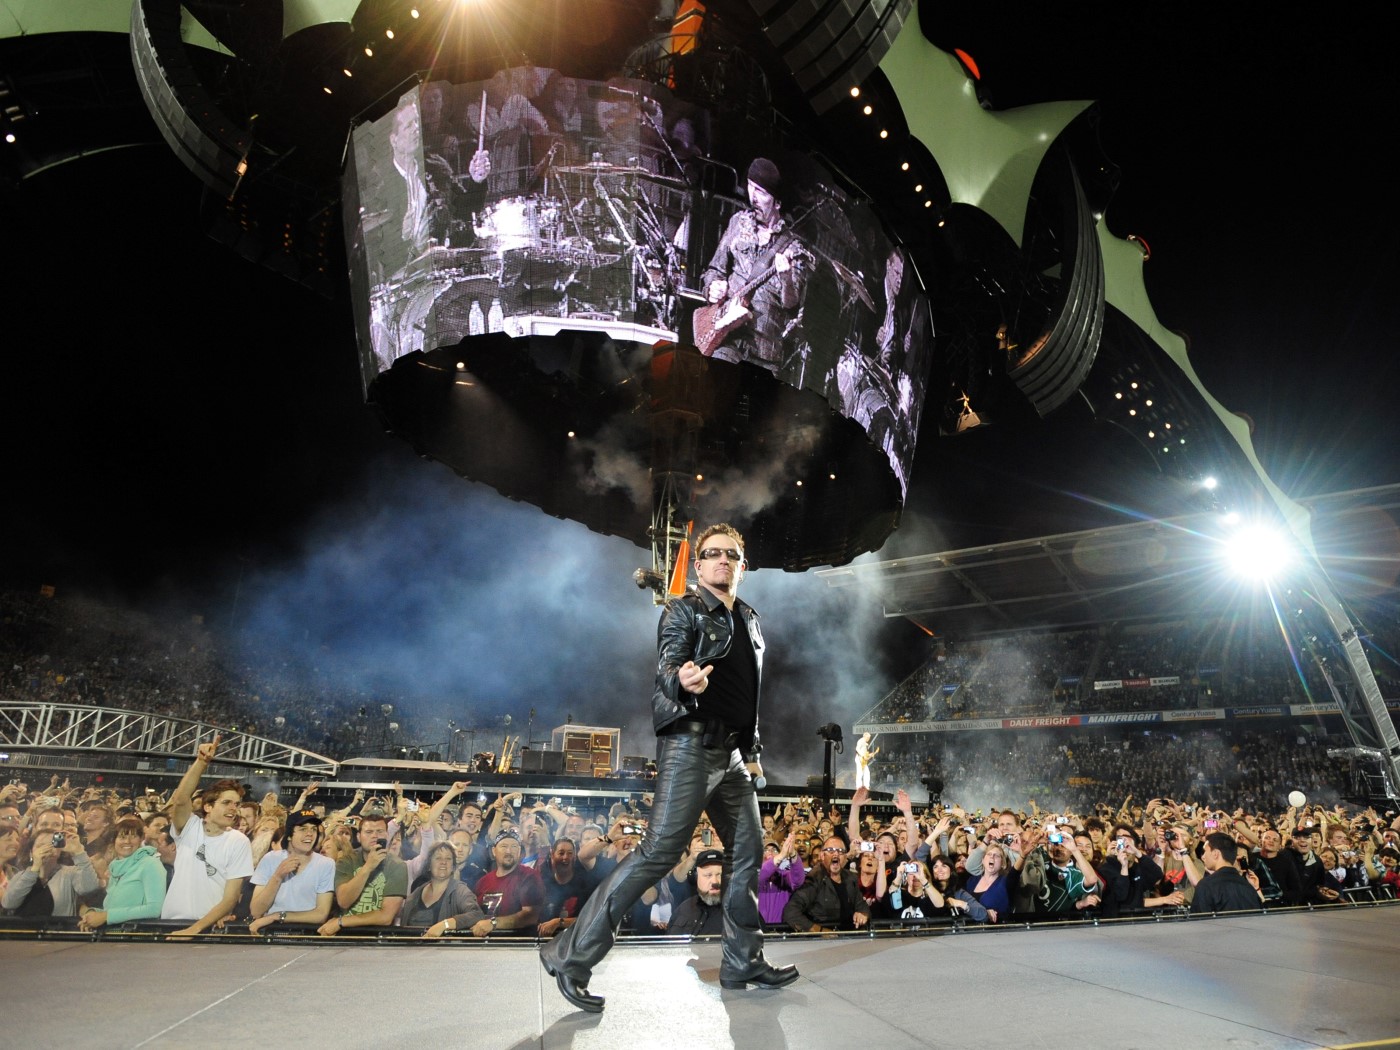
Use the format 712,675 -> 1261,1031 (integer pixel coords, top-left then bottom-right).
1097,825 -> 1184,916
320,811 -> 406,936
1021,823 -> 1102,915
2,804 -> 98,917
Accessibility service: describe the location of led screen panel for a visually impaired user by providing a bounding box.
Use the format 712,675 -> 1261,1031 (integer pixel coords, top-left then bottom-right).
344,67 -> 933,493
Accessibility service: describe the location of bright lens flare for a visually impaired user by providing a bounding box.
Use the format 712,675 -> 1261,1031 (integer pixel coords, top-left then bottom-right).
1222,524 -> 1294,581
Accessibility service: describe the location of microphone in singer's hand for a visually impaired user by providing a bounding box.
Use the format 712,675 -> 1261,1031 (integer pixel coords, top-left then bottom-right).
754,775 -> 767,790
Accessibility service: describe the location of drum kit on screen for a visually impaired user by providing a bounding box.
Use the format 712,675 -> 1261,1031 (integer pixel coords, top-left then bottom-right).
469,152 -> 690,328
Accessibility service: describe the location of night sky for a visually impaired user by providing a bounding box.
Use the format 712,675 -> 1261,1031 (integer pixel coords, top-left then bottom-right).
2,7 -> 1396,777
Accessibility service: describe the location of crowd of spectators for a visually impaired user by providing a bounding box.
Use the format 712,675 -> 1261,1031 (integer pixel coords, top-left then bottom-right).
0,588 -> 431,760
2,724 -> 1396,944
866,726 -> 1363,816
860,607 -> 1399,726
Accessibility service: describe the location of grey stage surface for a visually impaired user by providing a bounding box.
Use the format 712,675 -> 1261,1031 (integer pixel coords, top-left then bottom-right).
6,906 -> 1400,1049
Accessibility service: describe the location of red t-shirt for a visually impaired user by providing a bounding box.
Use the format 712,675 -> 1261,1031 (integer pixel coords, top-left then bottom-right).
474,865 -> 545,920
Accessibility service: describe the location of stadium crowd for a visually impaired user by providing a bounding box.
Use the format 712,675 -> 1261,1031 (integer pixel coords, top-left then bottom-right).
3,586 -> 1397,942
0,588 -> 430,759
861,608 -> 1400,725
2,730 -> 1395,942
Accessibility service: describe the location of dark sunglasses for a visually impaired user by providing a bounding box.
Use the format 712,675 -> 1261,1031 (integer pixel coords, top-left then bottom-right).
697,547 -> 743,562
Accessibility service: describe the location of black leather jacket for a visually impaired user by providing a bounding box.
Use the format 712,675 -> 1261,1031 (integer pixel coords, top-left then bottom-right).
651,585 -> 764,761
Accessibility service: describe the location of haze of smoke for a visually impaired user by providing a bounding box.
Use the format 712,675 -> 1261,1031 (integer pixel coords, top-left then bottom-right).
229,451 -> 924,779
704,421 -> 824,521
570,415 -> 652,510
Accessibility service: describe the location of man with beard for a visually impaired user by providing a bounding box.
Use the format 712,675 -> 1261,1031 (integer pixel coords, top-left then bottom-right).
541,523 -> 795,1013
472,829 -> 544,936
782,836 -> 872,932
537,837 -> 595,938
247,809 -> 336,932
668,848 -> 726,935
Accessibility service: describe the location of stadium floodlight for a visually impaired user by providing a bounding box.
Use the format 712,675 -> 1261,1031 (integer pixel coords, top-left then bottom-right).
1222,522 -> 1294,581
1201,476 -> 1219,490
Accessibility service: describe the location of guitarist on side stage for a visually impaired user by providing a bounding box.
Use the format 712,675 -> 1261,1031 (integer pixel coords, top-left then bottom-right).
855,731 -> 879,790
698,157 -> 808,373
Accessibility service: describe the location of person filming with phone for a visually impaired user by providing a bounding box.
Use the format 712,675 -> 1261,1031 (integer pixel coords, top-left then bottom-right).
320,811 -> 406,936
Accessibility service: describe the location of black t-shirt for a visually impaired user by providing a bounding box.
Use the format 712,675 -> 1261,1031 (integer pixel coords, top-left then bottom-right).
539,863 -> 596,923
698,604 -> 758,735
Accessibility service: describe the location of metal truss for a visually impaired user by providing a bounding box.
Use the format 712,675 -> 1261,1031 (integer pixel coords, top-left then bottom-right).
0,703 -> 338,776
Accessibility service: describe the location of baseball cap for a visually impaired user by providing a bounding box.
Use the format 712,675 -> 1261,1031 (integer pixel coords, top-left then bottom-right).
286,809 -> 323,835
694,848 -> 725,868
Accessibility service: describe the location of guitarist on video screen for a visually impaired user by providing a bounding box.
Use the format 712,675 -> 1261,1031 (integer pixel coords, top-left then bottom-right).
695,157 -> 809,373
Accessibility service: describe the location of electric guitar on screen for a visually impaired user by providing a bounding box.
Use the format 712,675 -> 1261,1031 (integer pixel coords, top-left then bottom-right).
692,242 -> 812,356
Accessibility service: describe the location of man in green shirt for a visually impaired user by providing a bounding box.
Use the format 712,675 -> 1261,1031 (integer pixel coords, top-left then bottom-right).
319,812 -> 407,936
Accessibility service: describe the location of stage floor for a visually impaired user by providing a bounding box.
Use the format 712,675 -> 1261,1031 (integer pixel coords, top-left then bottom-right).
5,905 -> 1400,1049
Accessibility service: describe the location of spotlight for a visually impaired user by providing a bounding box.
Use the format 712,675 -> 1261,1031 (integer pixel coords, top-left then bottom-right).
849,86 -> 861,98
1202,476 -> 1219,490
1222,523 -> 1294,581
862,104 -> 872,115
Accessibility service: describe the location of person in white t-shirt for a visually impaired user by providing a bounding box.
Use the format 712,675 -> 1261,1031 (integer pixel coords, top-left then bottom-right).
159,734 -> 254,935
246,808 -> 336,933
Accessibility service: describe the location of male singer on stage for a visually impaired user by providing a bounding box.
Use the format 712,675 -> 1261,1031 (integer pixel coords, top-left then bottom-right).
541,523 -> 797,1012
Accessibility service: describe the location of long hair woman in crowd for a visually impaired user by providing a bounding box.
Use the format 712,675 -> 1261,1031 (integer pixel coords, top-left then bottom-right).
921,853 -> 988,921
77,816 -> 166,930
962,843 -> 1013,922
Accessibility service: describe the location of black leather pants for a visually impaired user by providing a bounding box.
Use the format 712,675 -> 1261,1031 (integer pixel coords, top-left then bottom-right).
540,731 -> 766,982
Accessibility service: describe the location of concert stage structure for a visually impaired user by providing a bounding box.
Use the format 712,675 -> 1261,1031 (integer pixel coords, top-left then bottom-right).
5,5 -> 1397,789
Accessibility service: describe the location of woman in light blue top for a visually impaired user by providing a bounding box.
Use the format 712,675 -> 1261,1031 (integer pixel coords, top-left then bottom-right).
79,816 -> 166,930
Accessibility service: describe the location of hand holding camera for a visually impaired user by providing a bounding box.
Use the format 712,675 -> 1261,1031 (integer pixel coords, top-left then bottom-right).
363,837 -> 389,872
